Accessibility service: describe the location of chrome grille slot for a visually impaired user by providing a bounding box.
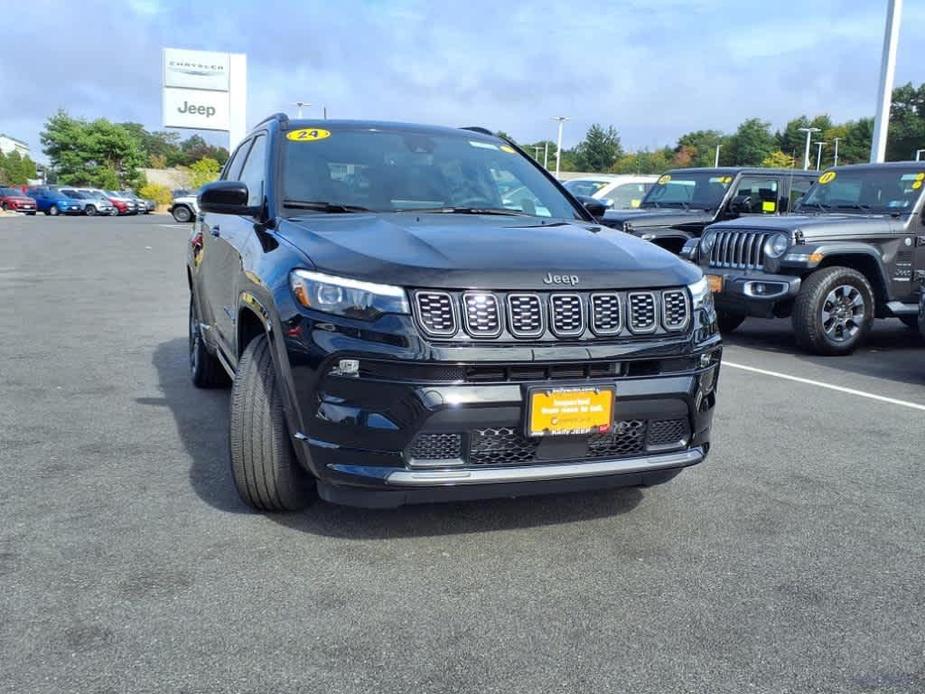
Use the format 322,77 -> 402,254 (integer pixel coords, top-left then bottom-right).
549,294 -> 584,337
661,290 -> 690,331
414,291 -> 457,337
590,293 -> 622,335
710,230 -> 768,270
627,292 -> 657,333
507,293 -> 544,338
462,292 -> 502,337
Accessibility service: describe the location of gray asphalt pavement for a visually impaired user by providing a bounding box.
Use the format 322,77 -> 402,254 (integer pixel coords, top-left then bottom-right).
1,214 -> 923,693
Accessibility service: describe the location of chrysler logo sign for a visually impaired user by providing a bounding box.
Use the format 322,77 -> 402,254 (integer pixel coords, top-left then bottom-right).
163,48 -> 230,91
167,61 -> 226,78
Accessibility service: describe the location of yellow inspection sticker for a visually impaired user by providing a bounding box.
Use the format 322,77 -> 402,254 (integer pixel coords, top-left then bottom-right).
499,144 -> 516,154
657,174 -> 671,185
286,128 -> 331,142
762,200 -> 777,213
630,199 -> 641,208
819,171 -> 837,184
914,181 -> 923,190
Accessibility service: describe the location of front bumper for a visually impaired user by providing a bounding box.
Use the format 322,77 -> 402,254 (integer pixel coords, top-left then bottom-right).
705,268 -> 801,318
280,311 -> 721,507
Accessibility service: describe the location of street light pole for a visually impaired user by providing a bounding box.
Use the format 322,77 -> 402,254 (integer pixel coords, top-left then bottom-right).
870,0 -> 903,162
294,101 -> 311,118
832,137 -> 842,166
534,146 -> 540,160
714,144 -> 721,167
543,142 -> 549,169
815,142 -> 828,171
798,127 -> 821,170
552,116 -> 568,178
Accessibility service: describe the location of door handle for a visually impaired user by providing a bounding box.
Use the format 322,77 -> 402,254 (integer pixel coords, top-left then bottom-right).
210,225 -> 221,237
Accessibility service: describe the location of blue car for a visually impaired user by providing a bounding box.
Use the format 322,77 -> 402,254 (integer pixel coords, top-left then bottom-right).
26,187 -> 82,216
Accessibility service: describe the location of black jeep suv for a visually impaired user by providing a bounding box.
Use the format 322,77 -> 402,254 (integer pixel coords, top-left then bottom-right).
187,115 -> 722,510
685,162 -> 925,355
601,167 -> 818,255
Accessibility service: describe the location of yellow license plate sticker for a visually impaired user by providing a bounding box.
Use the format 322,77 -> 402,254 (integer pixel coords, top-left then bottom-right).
529,387 -> 613,437
707,274 -> 723,293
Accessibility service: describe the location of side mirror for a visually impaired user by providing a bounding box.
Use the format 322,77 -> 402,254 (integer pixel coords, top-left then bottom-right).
574,194 -> 607,219
198,181 -> 255,215
729,194 -> 751,214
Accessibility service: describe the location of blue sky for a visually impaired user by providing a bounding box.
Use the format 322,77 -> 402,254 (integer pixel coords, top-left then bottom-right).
1,0 -> 923,163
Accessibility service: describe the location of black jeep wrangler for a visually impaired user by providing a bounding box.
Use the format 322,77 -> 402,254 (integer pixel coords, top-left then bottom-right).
601,167 -> 818,254
684,162 -> 925,355
187,114 -> 722,510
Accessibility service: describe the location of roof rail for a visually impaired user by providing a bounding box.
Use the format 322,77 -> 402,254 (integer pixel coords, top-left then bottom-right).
254,112 -> 290,128
460,126 -> 494,136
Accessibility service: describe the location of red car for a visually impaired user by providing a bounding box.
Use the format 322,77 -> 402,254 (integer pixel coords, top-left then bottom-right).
106,195 -> 130,215
0,186 -> 37,215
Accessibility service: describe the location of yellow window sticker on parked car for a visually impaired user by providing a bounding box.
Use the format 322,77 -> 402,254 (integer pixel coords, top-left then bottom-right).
499,145 -> 516,154
630,199 -> 641,208
657,175 -> 671,185
286,128 -> 331,142
762,200 -> 777,213
818,171 -> 837,184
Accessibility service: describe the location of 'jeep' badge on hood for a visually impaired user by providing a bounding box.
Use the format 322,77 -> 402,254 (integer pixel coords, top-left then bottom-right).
543,273 -> 580,286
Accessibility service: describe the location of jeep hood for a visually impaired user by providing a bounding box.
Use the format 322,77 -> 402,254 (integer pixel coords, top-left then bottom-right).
277,213 -> 700,290
602,208 -> 715,231
707,213 -> 905,240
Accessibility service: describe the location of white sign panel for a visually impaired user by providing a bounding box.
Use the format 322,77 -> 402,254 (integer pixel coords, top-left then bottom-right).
163,48 -> 229,91
162,87 -> 230,131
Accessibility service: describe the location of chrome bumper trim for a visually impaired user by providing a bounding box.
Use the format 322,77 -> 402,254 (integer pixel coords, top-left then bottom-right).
328,447 -> 704,487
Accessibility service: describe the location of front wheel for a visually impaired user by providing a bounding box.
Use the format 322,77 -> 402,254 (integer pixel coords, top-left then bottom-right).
792,267 -> 874,355
716,311 -> 745,334
48,205 -> 59,216
172,205 -> 192,223
1,202 -> 8,212
85,205 -> 97,216
229,335 -> 316,512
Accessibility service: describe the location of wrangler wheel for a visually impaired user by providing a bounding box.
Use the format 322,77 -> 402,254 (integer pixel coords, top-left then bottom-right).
792,267 -> 873,355
229,335 -> 315,512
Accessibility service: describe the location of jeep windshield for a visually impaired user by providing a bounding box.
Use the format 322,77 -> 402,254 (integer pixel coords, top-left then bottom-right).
280,126 -> 583,220
796,167 -> 925,215
640,172 -> 732,211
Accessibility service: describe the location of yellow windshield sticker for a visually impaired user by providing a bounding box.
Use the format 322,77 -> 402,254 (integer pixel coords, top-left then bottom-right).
630,199 -> 641,208
657,174 -> 671,185
287,128 -> 331,142
913,180 -> 923,190
499,144 -> 516,154
818,171 -> 837,184
762,200 -> 777,213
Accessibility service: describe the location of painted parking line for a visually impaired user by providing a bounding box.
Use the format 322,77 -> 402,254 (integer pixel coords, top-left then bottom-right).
159,224 -> 191,229
724,361 -> 925,412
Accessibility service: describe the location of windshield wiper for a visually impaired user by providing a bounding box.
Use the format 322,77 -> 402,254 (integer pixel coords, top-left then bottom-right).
798,201 -> 830,213
282,200 -> 371,213
396,206 -> 533,216
835,203 -> 873,212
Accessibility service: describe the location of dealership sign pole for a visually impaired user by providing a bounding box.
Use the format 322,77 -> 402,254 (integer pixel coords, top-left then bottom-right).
870,0 -> 901,163
162,48 -> 247,152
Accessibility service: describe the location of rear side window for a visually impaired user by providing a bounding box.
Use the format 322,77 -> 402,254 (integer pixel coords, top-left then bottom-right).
237,134 -> 267,207
788,177 -> 813,211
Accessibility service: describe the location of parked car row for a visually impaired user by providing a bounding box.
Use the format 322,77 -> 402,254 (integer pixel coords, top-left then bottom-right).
0,185 -> 155,216
590,163 -> 925,355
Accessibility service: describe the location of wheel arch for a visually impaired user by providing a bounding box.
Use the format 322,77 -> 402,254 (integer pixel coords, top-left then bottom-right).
815,251 -> 888,313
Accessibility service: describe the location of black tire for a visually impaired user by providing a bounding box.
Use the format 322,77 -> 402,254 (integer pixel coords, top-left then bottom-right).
172,205 -> 192,223
1,202 -> 8,211
85,205 -> 97,216
792,267 -> 874,355
189,296 -> 230,389
229,335 -> 315,512
48,204 -> 59,216
899,315 -> 918,330
716,310 -> 745,334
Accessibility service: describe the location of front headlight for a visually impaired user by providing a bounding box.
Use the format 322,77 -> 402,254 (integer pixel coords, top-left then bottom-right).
688,275 -> 714,312
699,230 -> 717,260
289,270 -> 410,321
764,233 -> 789,259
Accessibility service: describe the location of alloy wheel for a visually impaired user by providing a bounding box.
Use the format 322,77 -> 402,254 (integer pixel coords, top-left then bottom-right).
821,284 -> 864,343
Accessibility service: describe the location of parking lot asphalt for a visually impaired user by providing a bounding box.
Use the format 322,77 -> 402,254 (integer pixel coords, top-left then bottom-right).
1,214 -> 923,694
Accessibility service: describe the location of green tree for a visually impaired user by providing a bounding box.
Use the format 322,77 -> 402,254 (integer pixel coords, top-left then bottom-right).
0,150 -> 37,184
762,150 -> 796,169
675,129 -> 730,167
727,118 -> 775,166
612,148 -> 674,174
188,157 -> 221,189
572,124 -> 623,172
886,82 -> 925,161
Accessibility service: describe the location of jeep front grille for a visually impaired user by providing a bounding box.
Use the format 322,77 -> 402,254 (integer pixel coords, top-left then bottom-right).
412,289 -> 691,341
709,230 -> 769,270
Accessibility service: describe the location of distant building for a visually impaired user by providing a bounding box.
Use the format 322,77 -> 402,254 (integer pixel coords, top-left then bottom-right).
0,134 -> 31,158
